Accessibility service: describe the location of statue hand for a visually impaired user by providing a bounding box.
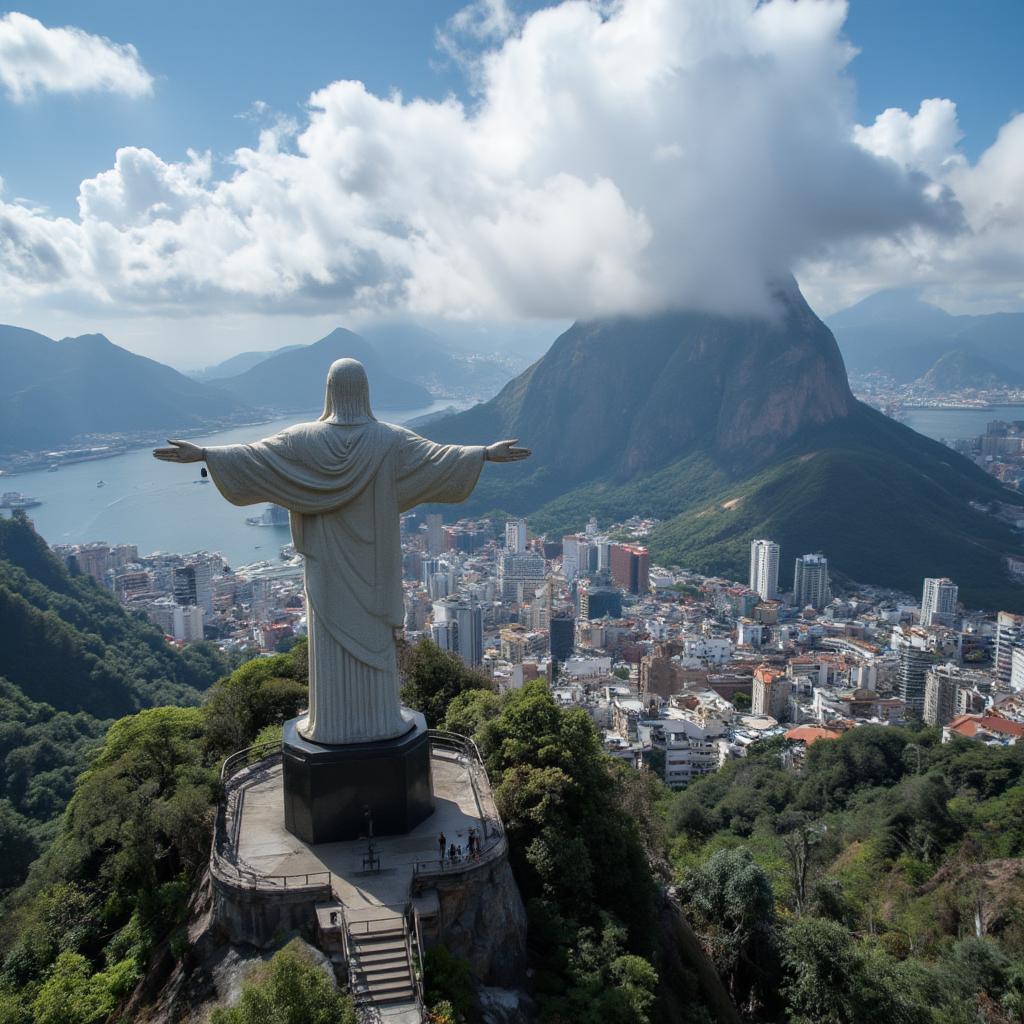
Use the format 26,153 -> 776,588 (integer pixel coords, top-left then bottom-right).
153,439 -> 205,464
485,439 -> 531,463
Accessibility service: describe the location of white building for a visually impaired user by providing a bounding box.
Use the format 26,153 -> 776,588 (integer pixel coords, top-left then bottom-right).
794,554 -> 830,610
921,577 -> 958,628
995,611 -> 1024,687
1011,647 -> 1024,692
681,636 -> 734,664
505,518 -> 527,553
173,603 -> 205,643
749,539 -> 780,602
653,707 -> 730,788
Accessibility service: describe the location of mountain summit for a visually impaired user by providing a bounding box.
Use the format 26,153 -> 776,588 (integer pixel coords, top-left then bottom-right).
429,287 -> 1024,608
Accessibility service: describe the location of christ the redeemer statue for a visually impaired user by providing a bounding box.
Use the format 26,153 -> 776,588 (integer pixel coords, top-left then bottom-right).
154,358 -> 529,751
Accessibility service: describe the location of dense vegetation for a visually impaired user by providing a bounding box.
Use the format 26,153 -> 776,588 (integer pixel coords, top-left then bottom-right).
0,640 -> 310,1023
0,513 -> 230,902
209,939 -> 356,1024
668,725 -> 1024,1022
403,644 -> 695,1022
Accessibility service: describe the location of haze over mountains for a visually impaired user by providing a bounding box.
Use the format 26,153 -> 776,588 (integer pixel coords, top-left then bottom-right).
0,324 -> 250,455
828,290 -> 1024,384
0,322 -> 516,457
428,284 -> 1024,608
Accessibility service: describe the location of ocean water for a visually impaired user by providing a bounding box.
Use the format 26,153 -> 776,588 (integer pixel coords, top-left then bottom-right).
3,402 -> 458,567
901,404 -> 1024,442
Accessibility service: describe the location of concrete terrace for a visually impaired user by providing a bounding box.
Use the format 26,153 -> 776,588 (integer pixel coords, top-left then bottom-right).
224,746 -> 492,912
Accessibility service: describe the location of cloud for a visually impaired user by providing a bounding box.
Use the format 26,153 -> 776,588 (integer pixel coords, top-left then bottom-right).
800,100 -> 1024,314
0,11 -> 153,102
0,0 -> 1013,326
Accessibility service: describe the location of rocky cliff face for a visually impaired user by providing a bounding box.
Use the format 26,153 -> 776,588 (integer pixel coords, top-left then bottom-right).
429,281 -> 853,505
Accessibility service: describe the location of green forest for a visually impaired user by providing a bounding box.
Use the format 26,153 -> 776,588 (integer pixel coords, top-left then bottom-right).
0,513 -> 229,904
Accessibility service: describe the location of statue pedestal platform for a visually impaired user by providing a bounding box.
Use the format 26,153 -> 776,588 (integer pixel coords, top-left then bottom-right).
282,711 -> 434,844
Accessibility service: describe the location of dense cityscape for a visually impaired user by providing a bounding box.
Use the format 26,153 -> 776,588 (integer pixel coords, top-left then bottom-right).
52,493 -> 1024,798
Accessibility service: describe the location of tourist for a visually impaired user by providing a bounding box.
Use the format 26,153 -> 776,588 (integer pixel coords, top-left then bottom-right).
438,832 -> 446,862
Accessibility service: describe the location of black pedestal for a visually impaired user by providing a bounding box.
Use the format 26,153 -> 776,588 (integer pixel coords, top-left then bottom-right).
282,712 -> 434,844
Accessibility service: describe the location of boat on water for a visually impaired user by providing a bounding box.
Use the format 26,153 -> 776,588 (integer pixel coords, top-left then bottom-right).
97,480 -> 105,488
0,491 -> 42,509
47,464 -> 59,473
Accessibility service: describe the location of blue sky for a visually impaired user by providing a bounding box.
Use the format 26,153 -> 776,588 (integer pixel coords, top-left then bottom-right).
2,0 -> 1017,216
0,1 -> 1022,364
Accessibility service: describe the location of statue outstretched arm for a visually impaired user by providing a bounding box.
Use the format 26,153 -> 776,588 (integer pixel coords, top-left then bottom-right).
153,439 -> 206,464
484,439 -> 531,462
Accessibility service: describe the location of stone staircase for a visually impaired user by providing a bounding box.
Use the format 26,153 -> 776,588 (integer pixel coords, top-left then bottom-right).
340,907 -> 422,1020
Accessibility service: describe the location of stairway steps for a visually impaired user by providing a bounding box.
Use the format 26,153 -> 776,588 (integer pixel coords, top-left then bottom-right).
351,928 -> 405,943
352,951 -> 408,968
355,966 -> 412,983
353,980 -> 416,999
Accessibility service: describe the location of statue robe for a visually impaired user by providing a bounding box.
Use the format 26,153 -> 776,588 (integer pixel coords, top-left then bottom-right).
206,420 -> 485,745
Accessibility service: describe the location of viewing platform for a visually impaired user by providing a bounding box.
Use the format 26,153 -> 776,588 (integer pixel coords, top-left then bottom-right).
210,730 -> 525,1019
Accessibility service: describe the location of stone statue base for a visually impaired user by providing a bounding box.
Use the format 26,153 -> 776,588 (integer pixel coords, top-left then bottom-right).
282,710 -> 434,845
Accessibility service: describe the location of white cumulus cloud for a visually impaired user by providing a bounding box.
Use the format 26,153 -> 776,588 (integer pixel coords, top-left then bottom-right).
801,99 -> 1024,314
0,11 -> 152,102
1,0 -> 1015,329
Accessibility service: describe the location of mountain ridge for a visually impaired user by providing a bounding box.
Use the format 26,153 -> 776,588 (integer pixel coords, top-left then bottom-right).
425,288 -> 1024,608
828,290 -> 1024,382
213,327 -> 432,412
0,324 -> 252,455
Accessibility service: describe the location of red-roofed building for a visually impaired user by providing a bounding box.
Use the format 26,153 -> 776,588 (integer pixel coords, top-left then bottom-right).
784,725 -> 843,746
943,714 -> 1024,745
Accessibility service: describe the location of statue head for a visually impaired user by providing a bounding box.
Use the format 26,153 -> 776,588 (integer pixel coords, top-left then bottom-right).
320,358 -> 376,425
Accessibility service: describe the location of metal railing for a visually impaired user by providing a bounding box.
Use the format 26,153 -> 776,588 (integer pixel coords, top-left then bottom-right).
427,729 -> 499,839
212,738 -> 332,894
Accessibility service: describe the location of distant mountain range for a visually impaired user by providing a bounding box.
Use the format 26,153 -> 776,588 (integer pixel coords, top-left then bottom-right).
0,322 -> 519,457
428,283 -> 1024,608
0,324 -> 250,455
191,344 -> 306,380
915,349 -> 1024,394
193,322 -> 519,397
213,327 -> 432,412
828,290 -> 1024,384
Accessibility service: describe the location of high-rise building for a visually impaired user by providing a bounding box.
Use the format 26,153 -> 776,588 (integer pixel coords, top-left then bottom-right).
994,611 -> 1024,687
562,535 -> 592,581
455,602 -> 483,667
793,554 -> 830,610
609,544 -> 650,596
505,518 -> 527,553
172,565 -> 197,606
893,627 -> 934,719
749,539 -> 780,602
921,577 -> 959,628
172,603 -> 205,643
498,552 -> 546,602
425,513 -> 444,555
579,575 -> 623,620
549,615 -> 575,664
430,618 -> 458,654
924,664 -> 961,726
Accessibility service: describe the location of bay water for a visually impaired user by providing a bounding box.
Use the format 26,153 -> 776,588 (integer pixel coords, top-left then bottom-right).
4,402 -> 459,568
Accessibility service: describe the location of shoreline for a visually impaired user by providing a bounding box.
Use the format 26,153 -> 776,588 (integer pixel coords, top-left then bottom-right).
0,401 -> 467,478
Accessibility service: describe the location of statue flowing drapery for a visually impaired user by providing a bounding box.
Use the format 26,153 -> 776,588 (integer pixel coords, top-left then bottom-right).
205,362 -> 484,745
